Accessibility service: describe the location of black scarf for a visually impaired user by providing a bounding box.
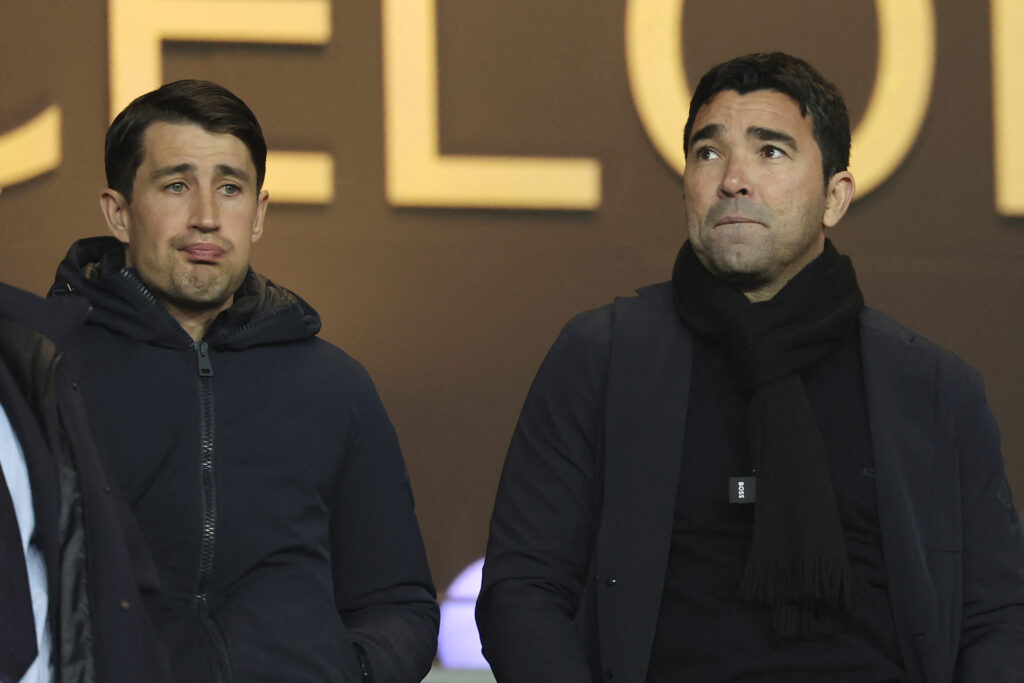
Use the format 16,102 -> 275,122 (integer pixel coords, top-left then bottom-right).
672,239 -> 864,640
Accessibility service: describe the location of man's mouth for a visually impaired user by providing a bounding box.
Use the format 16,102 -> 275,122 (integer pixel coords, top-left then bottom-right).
182,243 -> 226,263
715,216 -> 764,228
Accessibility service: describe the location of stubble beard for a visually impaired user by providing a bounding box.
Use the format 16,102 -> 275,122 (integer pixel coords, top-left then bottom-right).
697,243 -> 776,292
162,264 -> 245,313
689,218 -> 778,294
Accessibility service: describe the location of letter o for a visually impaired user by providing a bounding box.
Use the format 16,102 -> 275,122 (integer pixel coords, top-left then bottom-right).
625,0 -> 936,198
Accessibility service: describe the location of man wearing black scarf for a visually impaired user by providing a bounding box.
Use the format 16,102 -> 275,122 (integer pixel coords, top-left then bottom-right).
477,52 -> 1024,683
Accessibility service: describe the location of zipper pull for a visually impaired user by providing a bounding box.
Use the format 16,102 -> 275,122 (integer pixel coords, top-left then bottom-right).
194,341 -> 213,377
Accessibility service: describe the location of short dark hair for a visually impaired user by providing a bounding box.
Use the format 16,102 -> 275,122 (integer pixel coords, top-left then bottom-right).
105,79 -> 267,201
683,52 -> 850,185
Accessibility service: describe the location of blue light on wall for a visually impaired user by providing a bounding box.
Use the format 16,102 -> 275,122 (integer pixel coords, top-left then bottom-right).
437,557 -> 489,670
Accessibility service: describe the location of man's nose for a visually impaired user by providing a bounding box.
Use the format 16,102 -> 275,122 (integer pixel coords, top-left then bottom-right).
190,189 -> 220,230
719,156 -> 752,197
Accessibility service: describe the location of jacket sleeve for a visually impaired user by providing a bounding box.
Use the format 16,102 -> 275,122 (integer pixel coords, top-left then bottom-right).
476,308 -> 612,683
331,373 -> 439,683
952,365 -> 1024,681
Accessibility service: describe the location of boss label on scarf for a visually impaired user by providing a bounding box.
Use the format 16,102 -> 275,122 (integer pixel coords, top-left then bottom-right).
729,476 -> 757,504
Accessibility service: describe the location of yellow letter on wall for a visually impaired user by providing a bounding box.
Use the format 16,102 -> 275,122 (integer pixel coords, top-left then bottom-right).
625,0 -> 935,199
107,0 -> 334,204
851,1 -> 935,196
0,106 -> 62,190
992,0 -> 1024,215
382,0 -> 601,210
624,0 -> 688,180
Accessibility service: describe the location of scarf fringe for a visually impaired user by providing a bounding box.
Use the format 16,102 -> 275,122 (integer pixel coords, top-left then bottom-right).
738,556 -> 856,638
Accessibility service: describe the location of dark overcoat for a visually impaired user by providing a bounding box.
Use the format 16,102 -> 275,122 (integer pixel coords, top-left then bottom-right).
478,282 -> 1024,683
0,282 -> 171,682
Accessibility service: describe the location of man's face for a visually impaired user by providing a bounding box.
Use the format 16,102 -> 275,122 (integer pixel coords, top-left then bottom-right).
682,89 -> 854,300
101,121 -> 268,315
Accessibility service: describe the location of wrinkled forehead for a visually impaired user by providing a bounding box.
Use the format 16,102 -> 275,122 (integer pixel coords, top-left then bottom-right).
688,88 -> 813,146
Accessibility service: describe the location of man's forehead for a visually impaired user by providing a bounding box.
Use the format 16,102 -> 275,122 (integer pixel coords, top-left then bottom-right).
689,89 -> 812,147
138,121 -> 254,169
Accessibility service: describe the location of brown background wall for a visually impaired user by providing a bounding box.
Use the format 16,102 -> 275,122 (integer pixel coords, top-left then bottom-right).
2,1 -> 1023,592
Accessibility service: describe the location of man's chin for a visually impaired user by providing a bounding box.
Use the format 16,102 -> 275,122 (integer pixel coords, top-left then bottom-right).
702,259 -> 770,292
163,279 -> 236,313
162,269 -> 250,311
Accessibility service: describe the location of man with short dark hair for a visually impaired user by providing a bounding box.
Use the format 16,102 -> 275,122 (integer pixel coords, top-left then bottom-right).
50,80 -> 438,682
476,53 -> 1024,682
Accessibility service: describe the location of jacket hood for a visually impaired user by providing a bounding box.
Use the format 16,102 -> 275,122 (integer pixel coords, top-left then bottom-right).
50,236 -> 321,349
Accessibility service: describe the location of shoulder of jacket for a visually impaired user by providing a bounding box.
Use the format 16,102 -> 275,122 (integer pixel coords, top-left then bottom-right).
290,337 -> 388,398
860,307 -> 983,387
561,281 -> 672,333
549,282 -> 679,373
0,281 -> 90,347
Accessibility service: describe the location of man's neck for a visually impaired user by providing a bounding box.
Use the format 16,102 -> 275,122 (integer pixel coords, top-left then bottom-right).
161,298 -> 233,342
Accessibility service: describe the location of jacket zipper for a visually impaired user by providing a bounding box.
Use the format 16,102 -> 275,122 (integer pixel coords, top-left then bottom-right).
193,341 -> 233,683
116,269 -> 234,678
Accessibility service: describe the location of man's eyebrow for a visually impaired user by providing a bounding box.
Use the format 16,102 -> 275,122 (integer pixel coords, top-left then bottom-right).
747,126 -> 798,150
149,163 -> 250,182
151,163 -> 195,180
689,123 -> 723,147
217,164 -> 250,182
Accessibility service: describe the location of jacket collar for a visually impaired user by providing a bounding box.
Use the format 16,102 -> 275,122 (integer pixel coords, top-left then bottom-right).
50,236 -> 321,349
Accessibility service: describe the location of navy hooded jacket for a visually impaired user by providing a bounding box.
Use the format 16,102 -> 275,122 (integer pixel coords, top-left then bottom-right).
50,237 -> 438,683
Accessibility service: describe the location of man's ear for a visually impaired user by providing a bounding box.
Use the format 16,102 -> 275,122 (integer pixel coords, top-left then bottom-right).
100,189 -> 131,244
823,171 -> 856,229
250,188 -> 269,244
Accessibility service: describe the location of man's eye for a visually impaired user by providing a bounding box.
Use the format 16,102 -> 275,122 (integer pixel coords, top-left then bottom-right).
221,184 -> 241,196
695,147 -> 720,161
166,182 -> 187,193
761,145 -> 786,159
